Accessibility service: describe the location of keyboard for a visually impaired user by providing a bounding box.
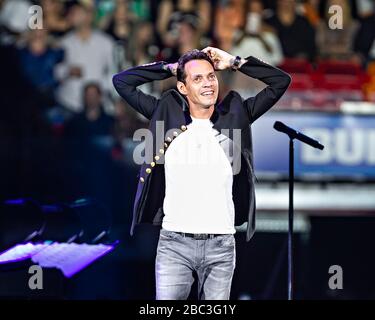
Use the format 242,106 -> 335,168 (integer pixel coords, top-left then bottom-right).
0,242 -> 117,278
0,242 -> 50,264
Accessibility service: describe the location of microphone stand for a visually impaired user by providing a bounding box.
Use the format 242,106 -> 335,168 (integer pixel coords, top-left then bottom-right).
288,138 -> 294,300
273,121 -> 324,300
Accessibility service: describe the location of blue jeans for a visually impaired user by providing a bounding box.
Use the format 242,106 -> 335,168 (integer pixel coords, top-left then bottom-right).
155,228 -> 236,300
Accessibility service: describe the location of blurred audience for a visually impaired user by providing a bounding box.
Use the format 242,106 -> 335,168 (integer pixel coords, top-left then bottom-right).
266,0 -> 316,61
160,14 -> 201,63
112,98 -> 145,142
105,1 -> 132,41
124,20 -> 159,95
40,0 -> 71,37
356,0 -> 375,19
55,1 -> 115,113
127,20 -> 156,65
232,0 -> 283,66
354,4 -> 375,64
0,0 -> 32,38
316,0 -> 359,61
0,38 -> 50,137
65,82 -> 113,138
18,29 -> 63,109
157,0 -> 211,52
2,0 -> 375,141
129,0 -> 151,21
298,0 -> 321,27
214,0 -> 245,51
105,1 -> 133,70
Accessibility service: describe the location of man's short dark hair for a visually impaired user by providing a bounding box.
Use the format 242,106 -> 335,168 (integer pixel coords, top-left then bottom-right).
84,82 -> 102,96
83,82 -> 102,106
177,49 -> 214,84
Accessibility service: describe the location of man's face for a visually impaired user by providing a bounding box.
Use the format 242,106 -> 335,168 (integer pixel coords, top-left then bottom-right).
84,86 -> 101,110
278,0 -> 296,12
29,29 -> 48,43
69,5 -> 93,29
178,59 -> 219,109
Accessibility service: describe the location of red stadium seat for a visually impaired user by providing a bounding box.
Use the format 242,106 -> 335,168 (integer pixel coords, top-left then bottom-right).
278,58 -> 315,90
278,58 -> 314,74
277,59 -> 370,106
316,60 -> 363,76
314,61 -> 368,98
288,74 -> 314,90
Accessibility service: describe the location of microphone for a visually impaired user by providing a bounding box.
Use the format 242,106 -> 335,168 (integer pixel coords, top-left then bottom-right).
273,121 -> 324,150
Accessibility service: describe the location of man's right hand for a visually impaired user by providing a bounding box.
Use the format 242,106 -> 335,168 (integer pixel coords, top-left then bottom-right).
167,62 -> 178,76
69,66 -> 82,78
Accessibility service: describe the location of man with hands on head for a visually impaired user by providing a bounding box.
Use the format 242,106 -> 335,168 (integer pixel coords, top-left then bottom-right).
113,47 -> 291,300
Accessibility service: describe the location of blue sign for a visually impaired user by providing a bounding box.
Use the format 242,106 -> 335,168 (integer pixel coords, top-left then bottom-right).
252,111 -> 375,178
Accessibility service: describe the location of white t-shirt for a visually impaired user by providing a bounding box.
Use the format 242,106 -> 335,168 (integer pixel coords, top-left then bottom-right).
55,30 -> 114,112
232,32 -> 284,66
162,116 -> 236,234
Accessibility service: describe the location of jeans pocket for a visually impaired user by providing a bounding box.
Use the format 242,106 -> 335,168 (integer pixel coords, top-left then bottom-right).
216,234 -> 235,247
159,229 -> 180,241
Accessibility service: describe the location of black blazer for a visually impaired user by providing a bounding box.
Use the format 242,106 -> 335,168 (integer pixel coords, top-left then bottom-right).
113,56 -> 291,241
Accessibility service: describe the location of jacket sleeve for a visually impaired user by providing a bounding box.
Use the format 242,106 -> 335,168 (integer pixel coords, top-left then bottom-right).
112,61 -> 174,120
239,56 -> 291,123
